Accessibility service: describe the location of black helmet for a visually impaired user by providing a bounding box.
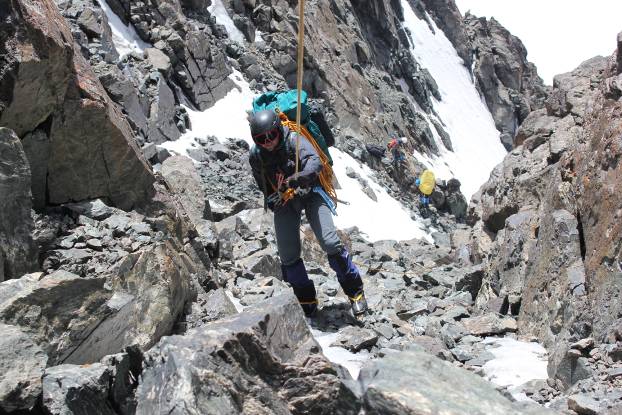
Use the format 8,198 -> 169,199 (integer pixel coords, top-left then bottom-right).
250,110 -> 282,144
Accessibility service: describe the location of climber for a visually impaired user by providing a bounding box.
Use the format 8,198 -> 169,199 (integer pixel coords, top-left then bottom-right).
415,169 -> 436,218
387,136 -> 407,168
247,109 -> 368,317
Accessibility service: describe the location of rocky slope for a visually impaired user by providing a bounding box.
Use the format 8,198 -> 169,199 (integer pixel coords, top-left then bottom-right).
1,0 -> 621,414
420,0 -> 549,150
460,33 -> 622,414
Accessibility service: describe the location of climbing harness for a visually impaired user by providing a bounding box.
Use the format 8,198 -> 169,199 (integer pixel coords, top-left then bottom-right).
312,186 -> 337,215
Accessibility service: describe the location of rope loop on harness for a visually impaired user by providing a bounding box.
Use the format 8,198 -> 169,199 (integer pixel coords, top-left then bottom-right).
278,112 -> 337,204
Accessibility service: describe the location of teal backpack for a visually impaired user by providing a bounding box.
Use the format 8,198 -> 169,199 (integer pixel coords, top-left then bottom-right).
252,90 -> 333,164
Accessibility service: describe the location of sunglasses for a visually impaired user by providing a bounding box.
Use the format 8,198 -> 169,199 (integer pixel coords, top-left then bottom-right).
253,128 -> 280,146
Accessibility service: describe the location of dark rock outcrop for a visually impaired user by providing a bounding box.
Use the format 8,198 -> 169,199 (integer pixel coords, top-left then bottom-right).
464,35 -> 622,398
0,0 -> 155,210
135,292 -> 359,414
463,14 -> 549,150
0,323 -> 48,413
0,128 -> 38,281
104,0 -> 234,110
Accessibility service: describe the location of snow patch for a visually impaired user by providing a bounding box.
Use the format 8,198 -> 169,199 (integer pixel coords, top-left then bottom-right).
97,0 -> 150,58
208,0 -> 246,44
401,1 -> 507,200
311,329 -> 370,380
160,69 -> 255,156
331,148 -> 434,243
482,337 -> 548,401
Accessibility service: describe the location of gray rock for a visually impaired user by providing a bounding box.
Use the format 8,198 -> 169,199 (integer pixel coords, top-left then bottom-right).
0,128 -> 38,281
462,313 -> 518,336
462,14 -> 548,150
161,156 -> 218,249
0,323 -> 48,412
331,326 -> 379,352
567,394 -> 601,415
21,128 -> 50,210
65,243 -> 194,364
42,363 -> 116,415
453,264 -> 484,300
359,349 -> 557,414
188,288 -> 239,328
135,292 -> 359,414
410,335 -> 453,361
237,248 -> 281,278
548,347 -> 593,390
0,0 -> 156,210
0,271 -> 111,364
145,48 -> 171,73
65,198 -> 117,220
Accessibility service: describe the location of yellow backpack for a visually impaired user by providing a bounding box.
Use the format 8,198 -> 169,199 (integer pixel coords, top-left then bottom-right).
418,170 -> 436,195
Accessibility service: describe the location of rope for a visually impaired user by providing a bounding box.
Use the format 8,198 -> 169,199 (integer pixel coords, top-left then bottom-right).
294,0 -> 306,174
279,113 -> 337,203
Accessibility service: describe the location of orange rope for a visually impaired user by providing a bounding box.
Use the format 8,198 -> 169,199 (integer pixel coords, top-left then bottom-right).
278,113 -> 337,204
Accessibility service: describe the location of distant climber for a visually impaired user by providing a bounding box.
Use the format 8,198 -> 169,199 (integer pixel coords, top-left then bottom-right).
387,136 -> 408,169
415,169 -> 436,214
247,109 -> 368,317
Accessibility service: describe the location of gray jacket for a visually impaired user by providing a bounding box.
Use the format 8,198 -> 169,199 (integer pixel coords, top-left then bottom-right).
249,127 -> 322,202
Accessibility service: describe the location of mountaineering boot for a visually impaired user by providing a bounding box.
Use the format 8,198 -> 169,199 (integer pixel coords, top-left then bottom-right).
328,248 -> 368,315
281,259 -> 318,317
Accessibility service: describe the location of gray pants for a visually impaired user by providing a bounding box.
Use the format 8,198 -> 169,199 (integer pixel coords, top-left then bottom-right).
275,191 -> 342,266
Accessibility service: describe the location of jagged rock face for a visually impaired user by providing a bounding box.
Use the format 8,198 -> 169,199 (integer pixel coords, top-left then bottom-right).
0,128 -> 38,281
413,2 -> 548,150
573,62 -> 622,341
55,0 -> 191,148
466,47 -> 622,375
463,14 -> 549,150
104,0 -> 235,111
135,292 -> 360,414
0,0 -> 155,210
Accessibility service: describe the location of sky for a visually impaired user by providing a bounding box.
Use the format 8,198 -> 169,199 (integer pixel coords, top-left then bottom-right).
454,0 -> 622,85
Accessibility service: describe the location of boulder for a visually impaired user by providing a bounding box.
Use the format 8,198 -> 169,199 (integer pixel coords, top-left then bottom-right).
0,0 -> 155,210
359,349 -> 558,414
461,313 -> 518,336
161,156 -> 218,251
41,347 -> 141,415
0,323 -> 48,412
0,128 -> 38,281
42,363 -> 117,415
0,271 -> 111,364
65,242 -> 194,364
135,292 -> 359,414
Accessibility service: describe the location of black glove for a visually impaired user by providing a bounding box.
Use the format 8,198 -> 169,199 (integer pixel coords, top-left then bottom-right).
266,192 -> 284,212
286,172 -> 315,189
